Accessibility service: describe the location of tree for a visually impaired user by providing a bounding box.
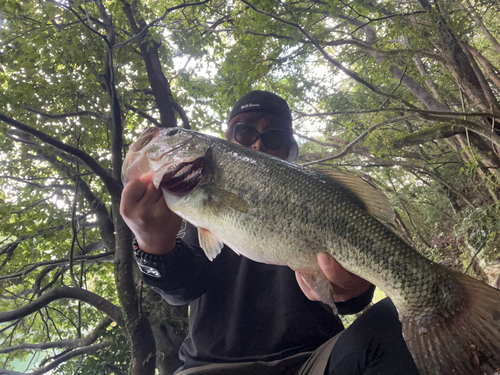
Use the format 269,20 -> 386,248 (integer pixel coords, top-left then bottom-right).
0,0 -> 499,374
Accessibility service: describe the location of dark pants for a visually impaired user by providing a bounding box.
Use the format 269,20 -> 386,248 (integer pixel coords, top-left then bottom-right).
175,298 -> 419,375
325,298 -> 419,375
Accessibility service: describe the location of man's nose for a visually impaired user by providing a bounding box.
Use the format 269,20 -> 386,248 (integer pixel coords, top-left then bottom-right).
251,138 -> 267,152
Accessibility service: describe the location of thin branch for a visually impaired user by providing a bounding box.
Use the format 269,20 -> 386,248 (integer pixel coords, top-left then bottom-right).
24,106 -> 108,121
112,0 -> 210,50
124,103 -> 161,127
350,11 -> 427,35
0,175 -> 74,190
69,169 -> 81,289
9,341 -> 111,375
301,115 -> 419,166
390,124 -> 465,148
240,0 -> 417,108
0,319 -> 22,334
0,113 -> 121,197
465,241 -> 487,274
0,287 -> 124,327
294,107 -> 500,119
0,316 -> 112,354
0,173 -> 93,182
47,0 -> 110,47
0,252 -> 114,282
294,132 -> 342,148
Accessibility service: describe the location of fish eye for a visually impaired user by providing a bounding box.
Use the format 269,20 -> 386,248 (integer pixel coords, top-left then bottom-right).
166,127 -> 180,136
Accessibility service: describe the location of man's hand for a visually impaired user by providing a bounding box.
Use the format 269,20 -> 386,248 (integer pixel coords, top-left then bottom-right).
120,176 -> 182,254
296,252 -> 372,303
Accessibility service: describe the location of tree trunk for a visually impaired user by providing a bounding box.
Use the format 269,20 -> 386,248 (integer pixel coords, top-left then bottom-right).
121,0 -> 177,128
113,201 -> 157,375
143,287 -> 188,375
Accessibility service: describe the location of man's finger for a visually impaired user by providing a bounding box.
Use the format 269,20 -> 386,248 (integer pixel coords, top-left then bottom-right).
317,252 -> 363,289
317,253 -> 345,283
121,179 -> 148,207
141,181 -> 164,204
317,252 -> 371,298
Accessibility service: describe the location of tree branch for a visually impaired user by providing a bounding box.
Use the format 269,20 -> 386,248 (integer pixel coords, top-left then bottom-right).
112,0 -> 210,51
301,115 -> 419,165
0,316 -> 112,354
0,287 -> 124,327
124,103 -> 161,127
6,131 -> 116,251
239,0 -> 416,108
171,100 -> 190,129
0,113 -> 121,197
294,107 -> 500,119
0,341 -> 112,375
420,113 -> 500,148
294,132 -> 342,148
0,252 -> 114,282
467,45 -> 500,90
24,106 -> 108,121
390,124 -> 465,148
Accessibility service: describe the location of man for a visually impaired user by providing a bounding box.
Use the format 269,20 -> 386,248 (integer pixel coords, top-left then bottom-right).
120,91 -> 418,374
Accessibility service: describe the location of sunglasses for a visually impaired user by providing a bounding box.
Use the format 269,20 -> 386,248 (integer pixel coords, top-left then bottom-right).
233,123 -> 288,150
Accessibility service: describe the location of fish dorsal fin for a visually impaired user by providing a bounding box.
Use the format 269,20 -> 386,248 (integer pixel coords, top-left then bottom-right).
198,228 -> 223,261
205,186 -> 248,215
317,169 -> 395,223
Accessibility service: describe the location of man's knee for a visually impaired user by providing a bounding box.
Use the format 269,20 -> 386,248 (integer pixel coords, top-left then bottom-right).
326,298 -> 418,375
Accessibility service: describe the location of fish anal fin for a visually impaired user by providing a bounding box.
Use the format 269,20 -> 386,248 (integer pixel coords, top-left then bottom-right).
316,169 -> 395,223
205,186 -> 248,215
297,269 -> 338,314
198,228 -> 223,261
401,271 -> 500,375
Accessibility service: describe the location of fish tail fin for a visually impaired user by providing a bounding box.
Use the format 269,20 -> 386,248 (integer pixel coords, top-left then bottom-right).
401,272 -> 500,375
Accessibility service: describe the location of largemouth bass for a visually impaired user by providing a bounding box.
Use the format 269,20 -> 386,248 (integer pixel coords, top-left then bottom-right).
122,127 -> 500,375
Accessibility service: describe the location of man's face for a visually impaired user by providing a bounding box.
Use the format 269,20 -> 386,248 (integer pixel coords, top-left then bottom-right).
228,117 -> 289,161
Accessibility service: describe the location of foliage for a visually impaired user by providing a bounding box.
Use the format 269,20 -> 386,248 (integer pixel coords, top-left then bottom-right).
0,0 -> 499,374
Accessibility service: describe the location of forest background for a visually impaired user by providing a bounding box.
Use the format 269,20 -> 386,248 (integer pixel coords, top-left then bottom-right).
0,0 -> 499,374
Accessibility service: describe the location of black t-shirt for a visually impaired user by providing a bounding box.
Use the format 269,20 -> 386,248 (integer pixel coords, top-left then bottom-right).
143,224 -> 373,370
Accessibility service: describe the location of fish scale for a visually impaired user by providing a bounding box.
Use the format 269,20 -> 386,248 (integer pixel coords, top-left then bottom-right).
123,127 -> 500,374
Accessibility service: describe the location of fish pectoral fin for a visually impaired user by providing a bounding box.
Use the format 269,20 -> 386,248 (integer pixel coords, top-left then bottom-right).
205,186 -> 248,215
198,228 -> 223,261
316,169 -> 395,223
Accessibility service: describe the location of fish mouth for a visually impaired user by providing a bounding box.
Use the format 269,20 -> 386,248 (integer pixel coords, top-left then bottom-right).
123,135 -> 194,185
159,157 -> 205,196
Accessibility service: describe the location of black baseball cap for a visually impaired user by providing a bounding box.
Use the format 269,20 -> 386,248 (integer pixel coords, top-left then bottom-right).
228,90 -> 298,161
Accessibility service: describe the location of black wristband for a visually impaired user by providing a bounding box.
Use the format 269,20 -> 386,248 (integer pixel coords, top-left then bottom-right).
133,238 -> 185,278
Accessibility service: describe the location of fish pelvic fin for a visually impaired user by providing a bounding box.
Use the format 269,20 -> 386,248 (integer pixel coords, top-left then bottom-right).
401,272 -> 500,375
198,228 -> 224,261
316,169 -> 395,223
